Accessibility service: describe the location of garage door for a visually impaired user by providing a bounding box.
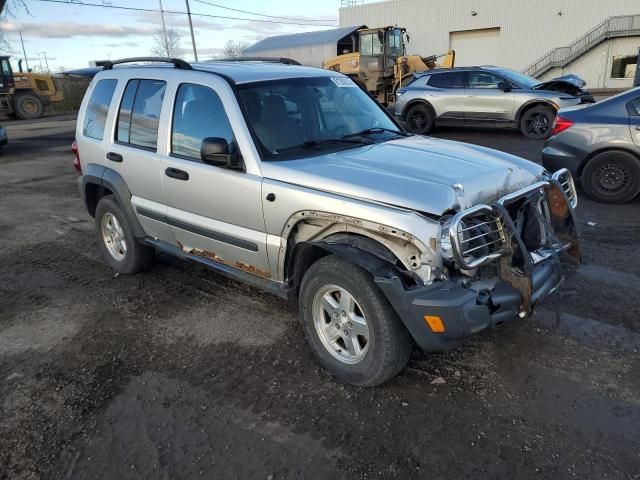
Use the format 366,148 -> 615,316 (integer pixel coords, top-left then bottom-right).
450,28 -> 501,67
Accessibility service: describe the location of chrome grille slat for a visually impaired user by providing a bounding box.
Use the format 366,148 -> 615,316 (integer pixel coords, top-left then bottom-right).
460,228 -> 503,244
462,238 -> 505,255
552,168 -> 578,208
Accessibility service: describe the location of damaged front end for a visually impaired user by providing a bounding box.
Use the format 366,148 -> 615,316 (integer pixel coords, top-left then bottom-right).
376,169 -> 580,351
534,74 -> 595,103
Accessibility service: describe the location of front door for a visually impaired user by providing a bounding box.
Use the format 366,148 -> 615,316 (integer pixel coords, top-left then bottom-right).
161,80 -> 271,278
464,70 -> 515,124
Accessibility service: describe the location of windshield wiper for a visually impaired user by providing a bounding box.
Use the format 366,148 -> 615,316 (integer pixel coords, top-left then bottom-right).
342,127 -> 409,139
275,138 -> 371,154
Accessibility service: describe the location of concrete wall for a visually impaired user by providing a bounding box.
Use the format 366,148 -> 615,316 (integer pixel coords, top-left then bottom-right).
540,37 -> 640,89
339,0 -> 640,86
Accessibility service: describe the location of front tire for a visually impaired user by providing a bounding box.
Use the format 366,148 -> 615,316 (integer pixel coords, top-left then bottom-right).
299,255 -> 412,387
405,103 -> 435,135
13,92 -> 44,120
95,195 -> 154,274
520,105 -> 555,139
582,151 -> 640,204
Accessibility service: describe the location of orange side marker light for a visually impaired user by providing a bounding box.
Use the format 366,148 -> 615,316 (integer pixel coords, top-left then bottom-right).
424,315 -> 445,333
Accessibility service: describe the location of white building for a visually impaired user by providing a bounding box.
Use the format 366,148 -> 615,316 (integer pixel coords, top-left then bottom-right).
339,0 -> 640,89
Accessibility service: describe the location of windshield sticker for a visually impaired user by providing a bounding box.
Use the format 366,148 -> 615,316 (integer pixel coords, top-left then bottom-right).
331,77 -> 358,88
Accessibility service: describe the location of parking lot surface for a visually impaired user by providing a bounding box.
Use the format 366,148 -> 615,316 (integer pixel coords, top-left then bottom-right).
1,118 -> 639,479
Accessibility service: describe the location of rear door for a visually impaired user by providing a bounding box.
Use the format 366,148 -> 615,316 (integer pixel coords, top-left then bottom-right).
464,70 -> 515,124
160,75 -> 270,277
425,71 -> 467,122
106,76 -> 173,243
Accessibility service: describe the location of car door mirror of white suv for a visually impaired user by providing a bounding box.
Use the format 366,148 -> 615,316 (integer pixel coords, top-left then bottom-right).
497,81 -> 512,92
201,137 -> 244,170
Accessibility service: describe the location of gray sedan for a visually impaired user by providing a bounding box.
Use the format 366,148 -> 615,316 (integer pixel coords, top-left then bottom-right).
395,67 -> 593,139
543,87 -> 640,203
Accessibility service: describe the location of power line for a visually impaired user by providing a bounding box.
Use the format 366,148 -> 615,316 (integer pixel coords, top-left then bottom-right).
33,0 -> 338,27
193,0 -> 336,23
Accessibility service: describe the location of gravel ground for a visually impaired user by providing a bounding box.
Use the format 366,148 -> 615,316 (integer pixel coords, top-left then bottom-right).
1,118 -> 639,480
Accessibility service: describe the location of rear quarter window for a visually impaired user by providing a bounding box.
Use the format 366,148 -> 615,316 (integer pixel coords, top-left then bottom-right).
428,72 -> 465,89
82,79 -> 117,140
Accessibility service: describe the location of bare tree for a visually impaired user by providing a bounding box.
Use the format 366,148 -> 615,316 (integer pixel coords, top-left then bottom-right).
150,27 -> 184,58
222,40 -> 250,59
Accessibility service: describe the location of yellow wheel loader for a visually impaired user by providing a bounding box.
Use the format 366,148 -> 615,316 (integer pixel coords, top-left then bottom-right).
243,25 -> 454,105
0,56 -> 64,119
322,26 -> 454,104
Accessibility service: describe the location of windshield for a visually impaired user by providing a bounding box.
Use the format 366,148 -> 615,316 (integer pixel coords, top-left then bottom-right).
237,76 -> 402,160
386,28 -> 404,57
489,67 -> 539,89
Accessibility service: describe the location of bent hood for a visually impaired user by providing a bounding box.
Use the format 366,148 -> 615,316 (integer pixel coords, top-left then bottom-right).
534,74 -> 587,95
261,135 -> 544,215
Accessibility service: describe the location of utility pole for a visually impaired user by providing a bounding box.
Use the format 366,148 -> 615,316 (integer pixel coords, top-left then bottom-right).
40,52 -> 50,72
185,0 -> 198,61
158,0 -> 170,57
19,31 -> 29,71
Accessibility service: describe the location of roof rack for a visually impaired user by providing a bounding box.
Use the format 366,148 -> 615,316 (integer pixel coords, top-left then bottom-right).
213,57 -> 301,66
102,57 -> 192,70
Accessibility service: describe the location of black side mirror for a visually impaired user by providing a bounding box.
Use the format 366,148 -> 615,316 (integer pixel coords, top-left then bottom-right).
201,137 -> 243,170
497,81 -> 512,92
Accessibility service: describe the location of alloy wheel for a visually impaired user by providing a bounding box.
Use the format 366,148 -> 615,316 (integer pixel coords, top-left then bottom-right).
101,212 -> 127,261
312,284 -> 370,364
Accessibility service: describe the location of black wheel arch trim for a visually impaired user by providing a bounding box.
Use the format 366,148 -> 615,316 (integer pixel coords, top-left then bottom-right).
79,163 -> 146,238
402,98 -> 435,118
515,100 -> 557,122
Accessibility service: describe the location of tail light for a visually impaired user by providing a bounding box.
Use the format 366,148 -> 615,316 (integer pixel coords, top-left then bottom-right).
552,116 -> 574,136
71,140 -> 81,173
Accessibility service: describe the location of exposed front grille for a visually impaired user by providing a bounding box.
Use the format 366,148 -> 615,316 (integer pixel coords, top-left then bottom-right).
449,205 -> 507,270
449,176 -> 576,270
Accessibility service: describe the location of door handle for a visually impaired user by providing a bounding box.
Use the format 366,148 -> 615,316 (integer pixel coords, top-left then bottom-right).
165,167 -> 189,181
106,152 -> 123,163
635,126 -> 640,131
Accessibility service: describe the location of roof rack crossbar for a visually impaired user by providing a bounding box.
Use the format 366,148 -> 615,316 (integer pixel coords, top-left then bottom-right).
214,57 -> 301,66
102,57 -> 192,70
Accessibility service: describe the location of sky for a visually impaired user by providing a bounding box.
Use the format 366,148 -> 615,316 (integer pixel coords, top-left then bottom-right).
0,0 -> 342,72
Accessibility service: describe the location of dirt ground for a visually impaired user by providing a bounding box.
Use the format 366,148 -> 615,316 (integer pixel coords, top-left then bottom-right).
1,117 -> 639,480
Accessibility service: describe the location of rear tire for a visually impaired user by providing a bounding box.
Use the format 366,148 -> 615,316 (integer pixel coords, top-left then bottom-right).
298,255 -> 412,387
581,150 -> 640,204
95,195 -> 154,274
13,92 -> 44,120
520,105 -> 555,139
405,103 -> 435,135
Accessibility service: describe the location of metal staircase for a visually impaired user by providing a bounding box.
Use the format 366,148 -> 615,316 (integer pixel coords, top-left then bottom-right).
522,14 -> 640,78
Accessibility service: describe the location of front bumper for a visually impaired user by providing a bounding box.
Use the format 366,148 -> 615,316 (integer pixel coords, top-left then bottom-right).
377,257 -> 563,351
377,175 -> 580,352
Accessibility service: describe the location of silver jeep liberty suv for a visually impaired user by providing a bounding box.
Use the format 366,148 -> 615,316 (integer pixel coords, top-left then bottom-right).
75,57 -> 580,386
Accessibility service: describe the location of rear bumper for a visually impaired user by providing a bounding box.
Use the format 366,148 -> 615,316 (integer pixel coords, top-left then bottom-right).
541,143 -> 585,177
376,256 -> 563,351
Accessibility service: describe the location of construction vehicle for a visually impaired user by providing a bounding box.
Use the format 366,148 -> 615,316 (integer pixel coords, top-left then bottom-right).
0,56 -> 64,119
243,25 -> 455,104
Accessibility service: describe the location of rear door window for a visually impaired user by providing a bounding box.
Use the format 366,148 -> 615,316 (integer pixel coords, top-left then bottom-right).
428,72 -> 466,89
82,79 -> 117,140
171,83 -> 235,160
116,79 -> 166,150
